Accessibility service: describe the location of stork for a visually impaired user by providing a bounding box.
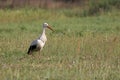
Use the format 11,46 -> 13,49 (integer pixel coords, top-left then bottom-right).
27,23 -> 54,55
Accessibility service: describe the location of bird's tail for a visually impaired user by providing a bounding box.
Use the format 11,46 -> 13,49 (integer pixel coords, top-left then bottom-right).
27,47 -> 32,55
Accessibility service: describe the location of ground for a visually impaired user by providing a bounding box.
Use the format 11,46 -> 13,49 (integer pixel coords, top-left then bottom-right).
0,9 -> 120,80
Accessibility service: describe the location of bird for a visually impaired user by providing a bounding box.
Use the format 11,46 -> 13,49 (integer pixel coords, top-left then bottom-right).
27,23 -> 54,55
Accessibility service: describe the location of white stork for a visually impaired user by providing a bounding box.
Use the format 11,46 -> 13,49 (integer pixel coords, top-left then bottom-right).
27,23 -> 54,55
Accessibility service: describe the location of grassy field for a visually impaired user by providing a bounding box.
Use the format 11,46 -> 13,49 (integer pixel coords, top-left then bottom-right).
0,9 -> 120,80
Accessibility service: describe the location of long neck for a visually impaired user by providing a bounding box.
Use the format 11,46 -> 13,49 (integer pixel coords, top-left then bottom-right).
38,28 -> 46,39
42,28 -> 46,35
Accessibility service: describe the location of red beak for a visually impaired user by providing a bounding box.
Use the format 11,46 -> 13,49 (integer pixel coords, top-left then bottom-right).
47,26 -> 54,31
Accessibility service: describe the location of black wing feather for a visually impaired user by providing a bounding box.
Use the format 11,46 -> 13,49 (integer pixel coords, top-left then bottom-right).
27,45 -> 37,55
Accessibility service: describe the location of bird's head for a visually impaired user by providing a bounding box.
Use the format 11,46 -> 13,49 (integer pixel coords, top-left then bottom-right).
43,23 -> 54,31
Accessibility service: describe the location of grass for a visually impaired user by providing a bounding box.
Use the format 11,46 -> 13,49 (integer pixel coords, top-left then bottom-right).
0,9 -> 120,80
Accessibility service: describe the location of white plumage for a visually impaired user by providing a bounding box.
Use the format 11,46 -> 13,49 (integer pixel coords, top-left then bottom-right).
27,23 -> 54,55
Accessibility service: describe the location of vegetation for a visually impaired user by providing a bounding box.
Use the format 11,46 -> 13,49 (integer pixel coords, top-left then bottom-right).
0,8 -> 120,80
0,0 -> 120,79
0,0 -> 120,17
85,0 -> 120,16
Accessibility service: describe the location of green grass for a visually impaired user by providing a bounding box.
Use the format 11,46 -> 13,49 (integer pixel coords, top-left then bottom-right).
0,9 -> 120,80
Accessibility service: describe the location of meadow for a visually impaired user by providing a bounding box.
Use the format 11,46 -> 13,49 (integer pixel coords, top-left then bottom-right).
0,9 -> 120,80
